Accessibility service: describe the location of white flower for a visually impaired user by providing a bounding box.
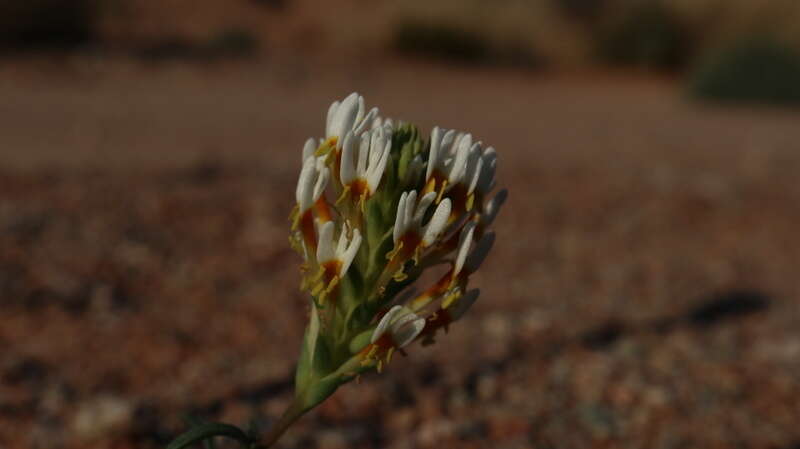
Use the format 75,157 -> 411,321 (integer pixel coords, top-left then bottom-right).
392,190 -> 452,248
316,221 -> 362,280
326,93 -> 378,144
426,127 -> 477,190
340,124 -> 392,198
409,222 -> 481,312
296,156 -> 329,213
371,305 -> 426,349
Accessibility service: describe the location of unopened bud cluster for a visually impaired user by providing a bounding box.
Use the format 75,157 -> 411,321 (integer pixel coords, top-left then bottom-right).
289,93 -> 506,412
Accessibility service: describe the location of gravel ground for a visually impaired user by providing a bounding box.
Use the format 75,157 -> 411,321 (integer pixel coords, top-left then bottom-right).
1,59 -> 800,449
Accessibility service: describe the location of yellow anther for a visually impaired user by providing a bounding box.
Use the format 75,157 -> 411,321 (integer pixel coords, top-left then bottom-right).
386,347 -> 395,364
393,270 -> 408,282
335,185 -> 351,206
386,241 -> 404,260
422,177 -> 436,195
325,275 -> 340,294
442,290 -> 462,309
311,279 -> 326,298
315,138 -> 337,156
412,247 -> 422,266
436,180 -> 449,204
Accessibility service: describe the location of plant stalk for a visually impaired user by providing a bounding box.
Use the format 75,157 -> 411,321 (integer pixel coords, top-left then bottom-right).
258,398 -> 307,448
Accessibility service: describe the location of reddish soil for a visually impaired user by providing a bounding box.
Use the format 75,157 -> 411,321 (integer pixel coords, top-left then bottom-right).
1,58 -> 800,449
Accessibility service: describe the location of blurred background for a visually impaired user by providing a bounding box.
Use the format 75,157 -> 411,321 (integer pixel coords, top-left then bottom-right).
1,0 -> 800,448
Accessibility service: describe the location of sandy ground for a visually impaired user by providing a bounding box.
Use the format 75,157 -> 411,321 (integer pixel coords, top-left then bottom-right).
1,58 -> 800,449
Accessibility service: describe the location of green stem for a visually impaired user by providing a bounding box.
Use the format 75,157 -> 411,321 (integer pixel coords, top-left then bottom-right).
258,398 -> 307,448
258,356 -> 375,448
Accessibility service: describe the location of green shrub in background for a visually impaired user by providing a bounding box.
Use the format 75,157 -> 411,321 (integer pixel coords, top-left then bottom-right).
391,18 -> 542,68
596,2 -> 690,70
0,0 -> 97,51
207,28 -> 259,57
688,38 -> 800,106
392,19 -> 490,63
138,28 -> 259,62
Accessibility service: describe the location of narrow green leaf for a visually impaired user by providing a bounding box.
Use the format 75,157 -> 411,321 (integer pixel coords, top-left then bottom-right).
166,423 -> 251,449
181,417 -> 216,449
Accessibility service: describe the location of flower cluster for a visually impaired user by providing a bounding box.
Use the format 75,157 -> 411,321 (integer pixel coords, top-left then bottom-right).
288,92 -> 506,412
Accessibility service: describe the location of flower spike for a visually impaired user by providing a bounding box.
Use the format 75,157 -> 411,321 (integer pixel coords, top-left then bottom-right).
280,93 -> 503,447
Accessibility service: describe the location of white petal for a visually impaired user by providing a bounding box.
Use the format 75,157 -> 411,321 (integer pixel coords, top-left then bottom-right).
329,93 -> 359,139
316,221 -> 335,263
356,95 -> 365,123
393,316 -> 425,348
296,156 -> 316,211
481,188 -> 507,229
448,134 -> 472,184
393,191 -> 409,244
426,127 -> 442,181
404,190 -> 417,233
413,192 -> 437,225
340,132 -> 357,185
371,305 -> 404,343
449,289 -> 480,321
390,307 -> 418,331
340,228 -> 362,275
366,137 -> 391,193
354,107 -> 378,136
303,138 -> 316,162
464,232 -> 495,274
312,163 -> 329,203
357,133 -> 369,175
336,222 -> 349,255
477,147 -> 497,194
326,101 -> 340,138
367,128 -> 383,167
464,143 -> 483,194
454,222 -> 476,276
441,129 -> 456,156
422,198 -> 451,246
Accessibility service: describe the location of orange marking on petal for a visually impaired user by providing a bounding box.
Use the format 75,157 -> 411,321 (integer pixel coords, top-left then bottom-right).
424,170 -> 447,196
430,269 -> 455,296
374,333 -> 397,350
321,260 -> 342,284
447,183 -> 469,218
349,179 -> 369,199
315,197 -> 333,223
399,233 -> 422,258
299,210 -> 317,251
